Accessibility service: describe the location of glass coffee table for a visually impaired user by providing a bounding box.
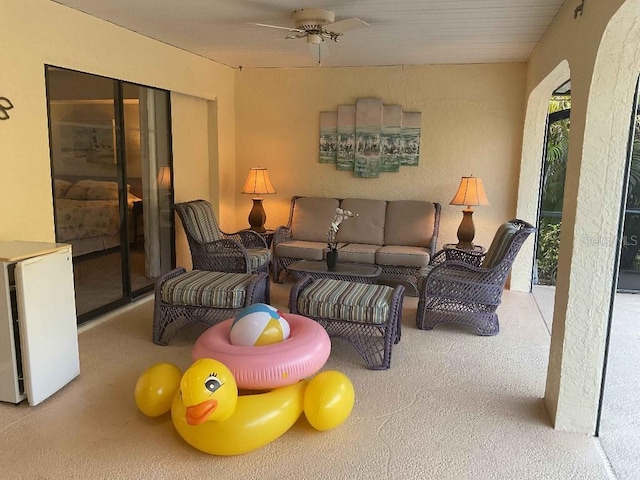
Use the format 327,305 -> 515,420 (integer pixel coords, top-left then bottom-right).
288,260 -> 382,284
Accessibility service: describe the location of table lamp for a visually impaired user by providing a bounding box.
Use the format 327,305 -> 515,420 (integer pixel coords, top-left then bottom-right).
157,165 -> 171,190
241,167 -> 276,233
450,176 -> 489,249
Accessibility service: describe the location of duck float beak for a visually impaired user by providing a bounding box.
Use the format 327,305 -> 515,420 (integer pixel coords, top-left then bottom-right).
185,399 -> 218,426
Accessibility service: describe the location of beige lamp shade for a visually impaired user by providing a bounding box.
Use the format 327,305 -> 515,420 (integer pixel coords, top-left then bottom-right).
241,167 -> 276,196
241,167 -> 276,233
449,176 -> 490,207
450,176 -> 489,249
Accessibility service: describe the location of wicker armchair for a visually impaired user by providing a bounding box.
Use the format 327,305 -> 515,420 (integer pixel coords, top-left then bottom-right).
416,219 -> 535,336
174,199 -> 271,274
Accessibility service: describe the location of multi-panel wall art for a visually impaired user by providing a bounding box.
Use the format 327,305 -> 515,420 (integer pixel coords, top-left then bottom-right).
319,98 -> 421,177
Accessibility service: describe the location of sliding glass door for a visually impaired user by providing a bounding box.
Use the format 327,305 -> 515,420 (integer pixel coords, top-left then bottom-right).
46,67 -> 174,323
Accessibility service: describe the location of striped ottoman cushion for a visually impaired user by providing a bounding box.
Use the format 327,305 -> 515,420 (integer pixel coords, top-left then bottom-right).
297,279 -> 394,325
161,270 -> 257,309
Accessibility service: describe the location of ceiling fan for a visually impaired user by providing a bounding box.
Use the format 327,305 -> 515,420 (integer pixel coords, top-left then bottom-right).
249,8 -> 369,65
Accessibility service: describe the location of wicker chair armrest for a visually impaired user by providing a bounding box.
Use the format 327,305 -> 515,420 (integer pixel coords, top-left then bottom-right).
423,261 -> 505,306
272,226 -> 292,247
190,238 -> 253,273
423,261 -> 487,289
195,237 -> 249,255
421,261 -> 504,300
430,248 -> 484,267
222,229 -> 268,248
288,276 -> 314,313
244,272 -> 271,306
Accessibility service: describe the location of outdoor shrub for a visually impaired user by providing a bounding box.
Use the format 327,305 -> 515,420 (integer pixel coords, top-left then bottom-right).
537,220 -> 561,285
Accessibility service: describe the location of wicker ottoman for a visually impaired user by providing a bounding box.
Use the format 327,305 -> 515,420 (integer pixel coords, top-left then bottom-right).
153,268 -> 270,345
288,276 -> 405,370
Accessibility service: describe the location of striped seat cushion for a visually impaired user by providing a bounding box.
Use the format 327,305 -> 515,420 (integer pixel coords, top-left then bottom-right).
247,248 -> 271,270
482,222 -> 518,269
297,279 -> 394,325
161,270 -> 257,308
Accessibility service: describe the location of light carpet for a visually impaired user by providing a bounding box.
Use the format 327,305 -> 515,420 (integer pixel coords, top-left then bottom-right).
534,285 -> 640,480
0,280 -> 613,479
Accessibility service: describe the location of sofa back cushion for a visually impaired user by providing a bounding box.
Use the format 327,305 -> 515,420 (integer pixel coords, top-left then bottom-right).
384,200 -> 436,247
337,198 -> 387,246
291,197 -> 340,242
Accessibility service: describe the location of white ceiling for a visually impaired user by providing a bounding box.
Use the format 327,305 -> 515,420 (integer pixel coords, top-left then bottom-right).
52,0 -> 567,69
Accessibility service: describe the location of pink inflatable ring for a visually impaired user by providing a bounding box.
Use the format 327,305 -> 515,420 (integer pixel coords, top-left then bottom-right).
192,313 -> 331,390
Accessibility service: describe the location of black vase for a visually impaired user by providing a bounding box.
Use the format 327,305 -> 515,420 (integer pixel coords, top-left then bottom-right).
326,249 -> 338,271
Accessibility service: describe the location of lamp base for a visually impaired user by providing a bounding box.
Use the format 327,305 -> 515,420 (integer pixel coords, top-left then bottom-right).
248,197 -> 267,233
455,209 -> 476,249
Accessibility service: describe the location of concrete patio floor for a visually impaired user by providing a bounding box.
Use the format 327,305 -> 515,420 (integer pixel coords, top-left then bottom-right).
532,285 -> 640,480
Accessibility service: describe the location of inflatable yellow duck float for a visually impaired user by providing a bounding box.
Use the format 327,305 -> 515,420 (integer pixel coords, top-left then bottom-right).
135,359 -> 355,455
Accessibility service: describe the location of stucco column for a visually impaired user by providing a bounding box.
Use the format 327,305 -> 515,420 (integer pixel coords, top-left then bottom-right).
544,26 -> 640,431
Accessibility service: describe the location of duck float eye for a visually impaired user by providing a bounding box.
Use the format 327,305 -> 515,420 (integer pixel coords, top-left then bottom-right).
205,374 -> 222,393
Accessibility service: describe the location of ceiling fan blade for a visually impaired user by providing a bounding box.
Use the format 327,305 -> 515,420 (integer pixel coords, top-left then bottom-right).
309,41 -> 330,65
248,22 -> 305,34
325,17 -> 369,34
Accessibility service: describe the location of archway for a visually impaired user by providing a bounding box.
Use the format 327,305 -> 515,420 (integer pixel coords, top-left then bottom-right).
517,0 -> 640,435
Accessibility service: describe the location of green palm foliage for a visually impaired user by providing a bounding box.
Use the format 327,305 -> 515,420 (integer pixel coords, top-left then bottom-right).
620,117 -> 640,271
536,94 -> 640,283
536,96 -> 570,285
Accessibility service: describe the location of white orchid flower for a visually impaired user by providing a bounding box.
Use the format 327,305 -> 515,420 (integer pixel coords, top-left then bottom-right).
327,207 -> 358,250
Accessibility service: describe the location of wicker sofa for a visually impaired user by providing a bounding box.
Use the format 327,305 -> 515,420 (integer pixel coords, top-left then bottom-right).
272,196 -> 441,293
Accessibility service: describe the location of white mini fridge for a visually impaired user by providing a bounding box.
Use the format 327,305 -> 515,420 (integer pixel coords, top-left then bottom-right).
0,241 -> 80,406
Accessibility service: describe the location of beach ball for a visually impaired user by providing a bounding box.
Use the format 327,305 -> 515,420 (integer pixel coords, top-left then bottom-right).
230,304 -> 290,346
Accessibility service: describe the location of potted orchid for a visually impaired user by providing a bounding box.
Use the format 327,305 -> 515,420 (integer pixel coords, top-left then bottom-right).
326,207 -> 358,270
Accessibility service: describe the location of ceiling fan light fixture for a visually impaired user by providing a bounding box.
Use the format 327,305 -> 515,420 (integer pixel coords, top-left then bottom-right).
293,8 -> 335,29
250,7 -> 369,64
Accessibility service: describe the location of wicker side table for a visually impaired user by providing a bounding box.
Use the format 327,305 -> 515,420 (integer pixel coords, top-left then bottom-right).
443,243 -> 486,254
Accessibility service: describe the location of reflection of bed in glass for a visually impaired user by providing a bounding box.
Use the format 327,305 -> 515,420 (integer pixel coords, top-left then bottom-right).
54,177 -> 142,257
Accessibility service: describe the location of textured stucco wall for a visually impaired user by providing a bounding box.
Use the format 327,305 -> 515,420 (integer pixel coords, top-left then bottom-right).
521,0 -> 640,433
511,61 -> 570,293
234,64 -> 528,249
1,0 -> 235,252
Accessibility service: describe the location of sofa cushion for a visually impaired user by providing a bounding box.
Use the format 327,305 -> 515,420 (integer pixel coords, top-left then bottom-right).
291,197 -> 340,242
376,245 -> 431,268
334,243 -> 378,264
384,201 -> 436,248
275,240 -> 327,261
337,198 -> 386,246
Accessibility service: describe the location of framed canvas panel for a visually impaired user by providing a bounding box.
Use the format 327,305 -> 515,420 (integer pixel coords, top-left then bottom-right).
401,111 -> 421,166
381,104 -> 402,172
319,111 -> 337,163
336,105 -> 356,171
354,97 -> 383,178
